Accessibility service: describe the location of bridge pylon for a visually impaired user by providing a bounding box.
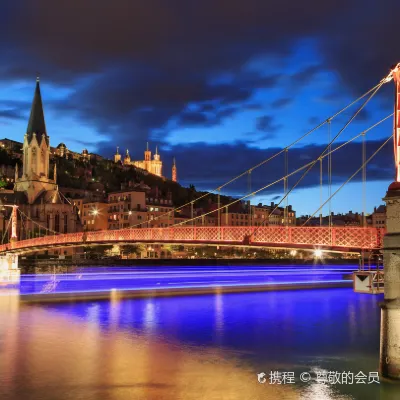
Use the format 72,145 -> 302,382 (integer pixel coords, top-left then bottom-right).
380,63 -> 400,380
0,205 -> 20,285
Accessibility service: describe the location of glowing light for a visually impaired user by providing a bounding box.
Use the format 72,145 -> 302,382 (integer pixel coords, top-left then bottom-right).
314,249 -> 323,258
290,250 -> 297,256
90,208 -> 99,216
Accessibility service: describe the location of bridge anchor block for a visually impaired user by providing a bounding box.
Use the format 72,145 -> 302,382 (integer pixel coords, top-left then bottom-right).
381,186 -> 400,380
0,253 -> 20,286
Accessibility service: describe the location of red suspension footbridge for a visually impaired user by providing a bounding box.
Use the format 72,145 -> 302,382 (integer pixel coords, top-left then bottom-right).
0,226 -> 385,255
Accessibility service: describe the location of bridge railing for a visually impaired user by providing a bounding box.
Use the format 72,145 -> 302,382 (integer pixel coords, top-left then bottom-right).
0,226 -> 385,253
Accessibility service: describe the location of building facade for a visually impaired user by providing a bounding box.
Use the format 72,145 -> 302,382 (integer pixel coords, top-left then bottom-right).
107,190 -> 147,230
81,202 -> 108,231
371,205 -> 386,229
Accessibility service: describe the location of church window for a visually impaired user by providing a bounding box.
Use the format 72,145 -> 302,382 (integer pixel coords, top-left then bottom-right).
31,147 -> 37,173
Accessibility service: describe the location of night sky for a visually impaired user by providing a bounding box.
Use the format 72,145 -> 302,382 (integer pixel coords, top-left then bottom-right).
0,1 -> 399,215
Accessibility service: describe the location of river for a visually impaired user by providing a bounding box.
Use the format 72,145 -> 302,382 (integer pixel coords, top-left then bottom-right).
0,265 -> 399,399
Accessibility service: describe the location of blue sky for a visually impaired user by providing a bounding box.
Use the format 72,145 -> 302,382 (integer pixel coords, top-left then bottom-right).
0,1 -> 398,215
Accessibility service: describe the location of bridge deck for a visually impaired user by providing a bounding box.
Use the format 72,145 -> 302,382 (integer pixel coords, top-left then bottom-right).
0,226 -> 385,255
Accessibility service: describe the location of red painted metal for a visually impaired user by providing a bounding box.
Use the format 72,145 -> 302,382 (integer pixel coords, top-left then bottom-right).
393,65 -> 400,182
0,226 -> 385,254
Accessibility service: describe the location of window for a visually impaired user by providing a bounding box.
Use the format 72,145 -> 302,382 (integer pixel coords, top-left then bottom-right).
64,215 -> 68,233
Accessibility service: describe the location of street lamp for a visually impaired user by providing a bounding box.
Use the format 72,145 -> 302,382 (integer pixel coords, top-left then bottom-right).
90,208 -> 99,217
314,249 -> 323,258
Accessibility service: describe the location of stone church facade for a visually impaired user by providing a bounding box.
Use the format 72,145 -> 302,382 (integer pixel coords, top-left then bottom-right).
0,78 -> 81,244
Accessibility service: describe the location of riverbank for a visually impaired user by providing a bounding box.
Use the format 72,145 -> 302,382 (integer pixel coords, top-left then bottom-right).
19,257 -> 359,270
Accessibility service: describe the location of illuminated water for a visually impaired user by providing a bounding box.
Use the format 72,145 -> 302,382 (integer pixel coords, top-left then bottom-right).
17,265 -> 356,295
0,267 -> 399,399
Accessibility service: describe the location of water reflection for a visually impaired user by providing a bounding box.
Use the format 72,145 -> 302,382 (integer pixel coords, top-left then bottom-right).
0,289 -> 399,399
0,293 -> 296,400
215,291 -> 224,343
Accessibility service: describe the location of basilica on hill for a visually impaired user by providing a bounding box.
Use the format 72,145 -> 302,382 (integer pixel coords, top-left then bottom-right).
114,144 -> 177,182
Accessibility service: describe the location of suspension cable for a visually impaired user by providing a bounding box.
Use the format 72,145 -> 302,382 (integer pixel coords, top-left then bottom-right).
251,79 -> 386,237
1,216 -> 12,244
169,114 -> 391,227
248,170 -> 252,226
128,81 -> 387,229
18,209 -> 61,236
302,135 -> 392,226
328,118 -> 332,228
284,148 -> 288,226
19,211 -> 28,240
319,156 -> 323,226
362,130 -> 366,226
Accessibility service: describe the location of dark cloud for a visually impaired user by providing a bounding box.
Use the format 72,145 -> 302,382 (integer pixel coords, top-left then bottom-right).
0,109 -> 25,121
308,116 -> 320,125
256,115 -> 281,135
270,97 -> 292,109
0,100 -> 30,122
290,65 -> 323,88
0,0 -> 398,170
178,112 -> 210,127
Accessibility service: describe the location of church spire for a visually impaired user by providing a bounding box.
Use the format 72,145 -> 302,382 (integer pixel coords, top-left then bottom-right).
27,77 -> 48,145
172,157 -> 177,182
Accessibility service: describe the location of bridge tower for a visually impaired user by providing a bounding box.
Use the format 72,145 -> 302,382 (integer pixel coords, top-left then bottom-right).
0,205 -> 19,285
381,63 -> 400,380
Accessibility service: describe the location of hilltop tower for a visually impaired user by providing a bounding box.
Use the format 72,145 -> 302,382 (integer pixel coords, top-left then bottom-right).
114,146 -> 121,163
172,157 -> 177,182
152,146 -> 162,177
124,149 -> 131,165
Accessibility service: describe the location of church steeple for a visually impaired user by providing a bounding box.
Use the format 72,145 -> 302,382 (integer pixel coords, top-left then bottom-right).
114,146 -> 121,163
14,77 -> 54,204
172,157 -> 177,182
124,148 -> 131,165
26,77 -> 48,145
